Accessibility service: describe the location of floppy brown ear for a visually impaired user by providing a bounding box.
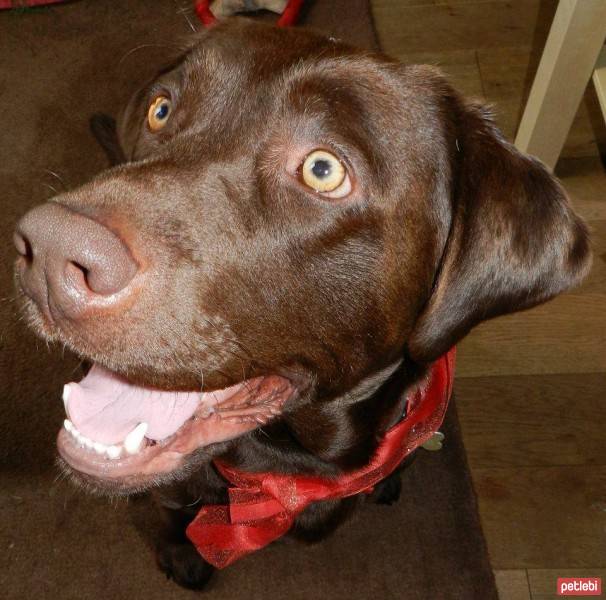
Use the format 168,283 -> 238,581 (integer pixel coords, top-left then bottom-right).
407,100 -> 592,364
89,113 -> 127,166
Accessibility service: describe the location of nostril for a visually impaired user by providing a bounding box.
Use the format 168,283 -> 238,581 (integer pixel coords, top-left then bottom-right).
13,232 -> 34,264
66,251 -> 137,297
65,260 -> 91,294
67,260 -> 90,285
15,202 -> 139,308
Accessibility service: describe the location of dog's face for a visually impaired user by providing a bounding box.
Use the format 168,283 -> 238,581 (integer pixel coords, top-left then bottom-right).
14,20 -> 590,493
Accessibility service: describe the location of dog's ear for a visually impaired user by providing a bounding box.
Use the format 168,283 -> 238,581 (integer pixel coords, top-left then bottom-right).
407,99 -> 591,364
89,113 -> 127,166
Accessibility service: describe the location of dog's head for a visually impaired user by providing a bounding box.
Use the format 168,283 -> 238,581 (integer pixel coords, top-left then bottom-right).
14,19 -> 590,493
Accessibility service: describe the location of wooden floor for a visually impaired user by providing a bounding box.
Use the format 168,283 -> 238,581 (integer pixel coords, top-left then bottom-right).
371,1 -> 606,599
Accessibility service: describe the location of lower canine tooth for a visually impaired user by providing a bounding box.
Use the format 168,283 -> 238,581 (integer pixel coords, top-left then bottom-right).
64,419 -> 74,433
106,445 -> 121,459
124,422 -> 148,454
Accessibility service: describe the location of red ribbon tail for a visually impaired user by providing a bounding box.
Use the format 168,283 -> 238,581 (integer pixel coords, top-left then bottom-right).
186,502 -> 295,568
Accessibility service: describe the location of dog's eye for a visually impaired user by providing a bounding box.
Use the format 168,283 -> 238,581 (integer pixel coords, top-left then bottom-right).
300,150 -> 351,198
147,96 -> 172,132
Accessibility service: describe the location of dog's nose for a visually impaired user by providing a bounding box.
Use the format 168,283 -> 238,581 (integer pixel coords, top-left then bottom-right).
14,203 -> 138,317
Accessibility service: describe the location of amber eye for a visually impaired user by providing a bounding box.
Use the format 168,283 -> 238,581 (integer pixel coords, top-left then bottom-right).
300,150 -> 351,198
147,96 -> 172,131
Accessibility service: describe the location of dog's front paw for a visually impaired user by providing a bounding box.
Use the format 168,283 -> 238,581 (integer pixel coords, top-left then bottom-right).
371,473 -> 402,505
156,542 -> 215,591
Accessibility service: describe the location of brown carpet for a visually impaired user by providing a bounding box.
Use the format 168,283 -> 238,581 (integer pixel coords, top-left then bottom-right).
0,2 -> 498,598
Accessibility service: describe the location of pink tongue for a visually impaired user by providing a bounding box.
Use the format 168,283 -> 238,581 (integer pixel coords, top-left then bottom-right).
64,365 -> 202,445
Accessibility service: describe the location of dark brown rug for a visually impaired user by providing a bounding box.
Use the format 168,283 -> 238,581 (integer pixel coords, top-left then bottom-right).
0,2 -> 498,598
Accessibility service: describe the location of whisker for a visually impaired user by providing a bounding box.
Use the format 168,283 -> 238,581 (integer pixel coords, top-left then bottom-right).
118,44 -> 180,68
43,168 -> 68,190
68,359 -> 87,377
184,493 -> 203,507
201,315 -> 254,361
42,182 -> 59,196
173,0 -> 197,32
197,315 -> 255,383
194,336 -> 250,383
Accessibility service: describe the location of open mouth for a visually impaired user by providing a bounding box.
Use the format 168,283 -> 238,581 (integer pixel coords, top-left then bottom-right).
57,364 -> 294,481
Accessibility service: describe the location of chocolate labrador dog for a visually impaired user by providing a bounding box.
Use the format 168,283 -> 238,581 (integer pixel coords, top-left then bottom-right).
14,18 -> 590,590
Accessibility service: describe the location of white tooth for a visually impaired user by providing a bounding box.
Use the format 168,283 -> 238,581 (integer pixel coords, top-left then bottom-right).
93,441 -> 107,454
62,385 -> 72,417
106,445 -> 121,459
81,436 -> 94,450
64,419 -> 74,433
124,422 -> 148,455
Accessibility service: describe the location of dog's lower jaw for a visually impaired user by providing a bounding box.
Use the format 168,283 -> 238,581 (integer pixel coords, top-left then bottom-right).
55,446 -> 222,498
56,361 -> 297,493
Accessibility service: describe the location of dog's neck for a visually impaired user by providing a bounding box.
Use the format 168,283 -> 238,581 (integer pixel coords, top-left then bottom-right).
332,356 -> 429,431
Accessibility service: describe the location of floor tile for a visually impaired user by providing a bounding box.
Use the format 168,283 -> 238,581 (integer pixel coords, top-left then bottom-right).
528,569 -> 606,600
493,570 -> 531,600
473,466 -> 606,569
456,373 -> 606,469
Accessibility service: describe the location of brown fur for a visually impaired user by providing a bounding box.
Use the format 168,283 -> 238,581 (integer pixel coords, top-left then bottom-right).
15,19 -> 591,590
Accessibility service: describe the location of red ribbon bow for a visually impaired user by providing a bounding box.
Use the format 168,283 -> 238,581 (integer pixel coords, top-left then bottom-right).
186,348 -> 456,568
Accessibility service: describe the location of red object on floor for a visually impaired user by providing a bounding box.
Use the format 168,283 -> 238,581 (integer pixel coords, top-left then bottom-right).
195,0 -> 305,28
276,0 -> 304,26
194,0 -> 217,26
187,347 -> 456,568
0,0 -> 67,7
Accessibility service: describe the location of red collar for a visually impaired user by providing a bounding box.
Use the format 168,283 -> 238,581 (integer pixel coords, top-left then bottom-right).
187,348 -> 456,568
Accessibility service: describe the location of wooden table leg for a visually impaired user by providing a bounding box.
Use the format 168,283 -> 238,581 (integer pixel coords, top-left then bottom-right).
514,0 -> 606,170
592,45 -> 606,123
